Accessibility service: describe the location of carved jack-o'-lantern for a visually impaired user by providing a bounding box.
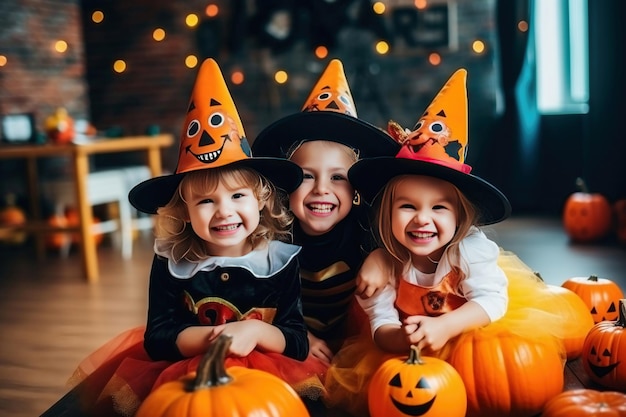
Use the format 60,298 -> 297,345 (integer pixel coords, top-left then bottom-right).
582,299 -> 626,391
368,346 -> 466,417
562,275 -> 625,323
563,177 -> 612,242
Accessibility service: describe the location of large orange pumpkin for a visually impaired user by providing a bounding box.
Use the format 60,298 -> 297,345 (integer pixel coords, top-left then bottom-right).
562,275 -> 625,323
563,177 -> 612,242
581,299 -> 626,391
135,334 -> 310,417
447,331 -> 564,417
541,389 -> 626,416
368,345 -> 466,417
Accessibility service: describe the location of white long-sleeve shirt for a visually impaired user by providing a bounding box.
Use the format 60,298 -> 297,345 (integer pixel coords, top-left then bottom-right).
358,227 -> 508,336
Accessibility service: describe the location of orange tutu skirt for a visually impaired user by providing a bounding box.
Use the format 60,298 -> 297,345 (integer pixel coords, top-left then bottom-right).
68,326 -> 328,416
323,250 -> 583,416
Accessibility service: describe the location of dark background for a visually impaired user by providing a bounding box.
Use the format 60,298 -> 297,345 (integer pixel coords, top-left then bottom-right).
0,0 -> 624,217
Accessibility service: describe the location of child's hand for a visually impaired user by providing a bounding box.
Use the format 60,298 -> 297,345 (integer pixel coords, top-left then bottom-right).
215,321 -> 263,357
403,315 -> 451,352
307,332 -> 333,363
355,248 -> 392,299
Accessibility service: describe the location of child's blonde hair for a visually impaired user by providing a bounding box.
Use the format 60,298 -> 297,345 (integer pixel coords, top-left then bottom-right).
155,167 -> 293,262
375,175 -> 478,285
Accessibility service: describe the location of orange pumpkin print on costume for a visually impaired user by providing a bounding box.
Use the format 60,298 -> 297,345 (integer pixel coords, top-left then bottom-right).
301,59 -> 357,116
176,59 -> 252,175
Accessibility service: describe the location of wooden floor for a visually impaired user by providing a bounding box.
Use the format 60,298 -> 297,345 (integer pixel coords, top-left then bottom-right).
0,215 -> 624,417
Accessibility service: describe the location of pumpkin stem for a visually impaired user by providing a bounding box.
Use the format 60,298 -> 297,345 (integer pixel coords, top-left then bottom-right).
575,177 -> 589,193
616,299 -> 626,328
189,334 -> 233,391
407,345 -> 425,365
588,275 -> 599,282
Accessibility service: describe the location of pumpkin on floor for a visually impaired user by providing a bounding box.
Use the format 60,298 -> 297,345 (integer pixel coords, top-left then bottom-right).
541,389 -> 626,416
581,299 -> 626,392
447,331 -> 564,417
562,275 -> 625,323
368,345 -> 466,417
563,177 -> 612,243
135,334 -> 310,417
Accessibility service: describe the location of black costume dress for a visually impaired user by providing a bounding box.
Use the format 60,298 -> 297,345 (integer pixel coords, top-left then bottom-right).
295,208 -> 374,351
68,240 -> 327,416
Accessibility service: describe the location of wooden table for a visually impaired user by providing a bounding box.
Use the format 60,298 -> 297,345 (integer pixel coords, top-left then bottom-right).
0,134 -> 174,283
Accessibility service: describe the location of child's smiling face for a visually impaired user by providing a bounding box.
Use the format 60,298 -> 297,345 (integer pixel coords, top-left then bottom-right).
288,140 -> 357,236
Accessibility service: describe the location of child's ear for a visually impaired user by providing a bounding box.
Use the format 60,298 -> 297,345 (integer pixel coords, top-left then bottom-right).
258,200 -> 266,212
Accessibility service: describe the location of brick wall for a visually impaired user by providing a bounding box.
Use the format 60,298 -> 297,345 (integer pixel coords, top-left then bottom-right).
0,0 -> 89,129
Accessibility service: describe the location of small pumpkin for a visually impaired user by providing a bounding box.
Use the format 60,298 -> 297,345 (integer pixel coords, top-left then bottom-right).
581,299 -> 626,391
563,177 -> 612,242
541,389 -> 626,416
447,331 -> 564,417
368,345 -> 466,417
135,334 -> 310,417
0,193 -> 27,245
562,275 -> 625,323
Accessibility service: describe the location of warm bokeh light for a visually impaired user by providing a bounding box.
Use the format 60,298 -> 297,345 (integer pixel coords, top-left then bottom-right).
372,2 -> 385,14
274,70 -> 288,84
415,0 -> 428,10
54,40 -> 68,53
375,40 -> 389,55
205,4 -> 219,17
315,46 -> 328,59
518,20 -> 529,32
186,14 -> 199,27
153,28 -> 166,41
91,10 -> 104,23
0,55 -> 7,66
185,55 -> 198,68
428,53 -> 441,65
472,40 -> 486,54
113,60 -> 126,73
231,70 -> 244,85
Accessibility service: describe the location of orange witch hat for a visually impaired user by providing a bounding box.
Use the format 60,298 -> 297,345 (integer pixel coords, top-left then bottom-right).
349,69 -> 511,225
252,59 -> 399,159
129,59 -> 303,214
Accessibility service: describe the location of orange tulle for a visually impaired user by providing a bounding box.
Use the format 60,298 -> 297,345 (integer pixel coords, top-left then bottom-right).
324,250 -> 580,416
68,326 -> 328,416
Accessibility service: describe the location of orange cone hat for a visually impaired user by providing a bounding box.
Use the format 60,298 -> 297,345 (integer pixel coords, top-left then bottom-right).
252,59 -> 399,159
349,69 -> 511,225
129,59 -> 303,214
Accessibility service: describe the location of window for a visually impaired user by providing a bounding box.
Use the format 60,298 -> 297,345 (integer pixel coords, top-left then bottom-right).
534,0 -> 589,114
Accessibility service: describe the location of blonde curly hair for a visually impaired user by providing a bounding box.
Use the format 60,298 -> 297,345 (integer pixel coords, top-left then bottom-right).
154,167 -> 293,263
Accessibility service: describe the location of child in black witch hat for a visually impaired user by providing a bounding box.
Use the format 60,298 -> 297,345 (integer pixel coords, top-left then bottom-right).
252,59 -> 400,364
325,69 -> 574,416
67,59 -> 327,416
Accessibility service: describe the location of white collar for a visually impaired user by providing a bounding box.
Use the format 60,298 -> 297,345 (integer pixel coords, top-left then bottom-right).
155,240 -> 301,279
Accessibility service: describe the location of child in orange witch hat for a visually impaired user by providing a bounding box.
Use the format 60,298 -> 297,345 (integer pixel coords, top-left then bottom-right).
66,59 -> 327,416
252,59 -> 400,364
324,69 -> 577,416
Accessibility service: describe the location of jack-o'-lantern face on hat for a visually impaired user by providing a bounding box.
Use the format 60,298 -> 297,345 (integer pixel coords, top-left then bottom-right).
301,59 -> 357,116
176,59 -> 252,174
